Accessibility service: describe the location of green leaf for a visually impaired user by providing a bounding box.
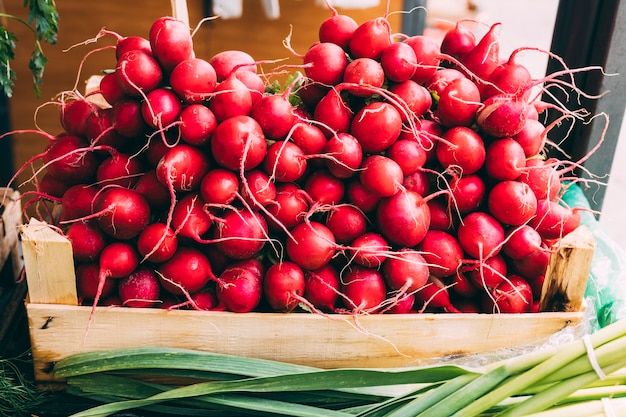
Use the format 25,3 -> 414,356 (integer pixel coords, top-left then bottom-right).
26,0 -> 59,44
0,27 -> 17,98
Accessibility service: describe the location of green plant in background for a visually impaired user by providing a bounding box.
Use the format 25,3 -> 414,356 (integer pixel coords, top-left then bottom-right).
0,0 -> 59,98
0,352 -> 48,417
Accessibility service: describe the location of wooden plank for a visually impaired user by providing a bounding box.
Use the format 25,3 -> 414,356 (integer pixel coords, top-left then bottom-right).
20,218 -> 78,305
0,188 -> 22,273
539,225 -> 595,313
26,303 -> 584,381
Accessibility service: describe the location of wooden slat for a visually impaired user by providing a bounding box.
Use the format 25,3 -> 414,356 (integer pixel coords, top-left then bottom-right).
20,218 -> 77,305
27,303 -> 584,381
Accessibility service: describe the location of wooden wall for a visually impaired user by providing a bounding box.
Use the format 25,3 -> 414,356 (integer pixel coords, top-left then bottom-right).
4,0 -> 402,192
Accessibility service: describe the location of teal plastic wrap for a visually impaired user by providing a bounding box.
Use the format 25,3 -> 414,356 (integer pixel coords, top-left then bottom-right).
562,183 -> 626,329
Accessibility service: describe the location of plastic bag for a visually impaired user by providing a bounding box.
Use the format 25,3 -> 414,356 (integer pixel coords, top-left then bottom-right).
562,183 -> 626,329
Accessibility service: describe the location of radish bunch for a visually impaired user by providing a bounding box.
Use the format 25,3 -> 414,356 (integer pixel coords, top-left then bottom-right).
21,7 -> 593,316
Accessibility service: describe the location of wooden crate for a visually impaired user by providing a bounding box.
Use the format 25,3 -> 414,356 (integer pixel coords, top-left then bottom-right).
0,188 -> 27,356
20,218 -> 594,382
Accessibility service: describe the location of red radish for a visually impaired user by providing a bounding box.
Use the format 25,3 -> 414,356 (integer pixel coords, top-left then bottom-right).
133,171 -> 170,210
303,42 -> 349,85
76,263 -> 116,301
210,115 -> 267,171
461,22 -> 501,81
200,168 -> 239,205
171,193 -> 213,241
350,101 -> 402,153
418,230 -> 464,278
289,122 -> 327,156
404,35 -> 441,84
448,174 -> 486,214
482,56 -> 532,99
178,103 -> 217,146
529,199 -> 581,240
263,261 -> 305,312
157,246 -> 213,295
188,289 -> 219,310
60,184 -> 99,221
511,246 -> 551,279
141,87 -> 182,129
323,132 -> 363,179
85,108 -> 127,150
213,209 -> 268,260
313,88 -> 353,137
169,57 -> 217,103
436,76 -> 481,127
44,135 -> 98,185
250,93 -> 298,140
388,80 -> 432,122
349,17 -> 392,60
484,275 -> 533,314
286,221 -> 336,271
380,42 -> 417,83
304,264 -> 340,312
519,158 -> 561,201
115,50 -> 163,96
263,141 -> 307,182
348,232 -> 389,268
487,180 -> 538,226
440,21 -> 476,59
209,73 -> 253,122
405,165 -> 433,196
266,183 -> 309,230
325,204 -> 367,244
467,254 -> 507,289
137,222 -> 178,263
476,93 -> 528,138
457,211 -> 505,259
359,155 -> 404,197
503,225 -> 543,260
156,144 -> 211,192
60,98 -> 97,137
414,276 -> 461,313
241,169 -> 276,208
426,68 -> 466,98
449,270 -> 478,299
114,35 -> 152,59
209,50 -> 257,82
386,293 -> 415,314
387,138 -> 428,176
376,189 -> 431,247
485,138 -> 526,180
216,258 -> 264,313
427,199 -> 453,231
99,72 -> 126,105
436,126 -> 486,175
95,151 -> 145,189
112,98 -> 147,138
382,248 -> 429,292
66,221 -> 107,262
340,266 -> 387,312
149,16 -> 194,73
347,179 -> 382,213
304,169 -> 345,205
318,7 -> 358,49
342,58 -> 385,96
118,268 -> 161,308
39,172 -> 70,198
513,118 -> 546,157
233,69 -> 265,105
93,187 -> 151,240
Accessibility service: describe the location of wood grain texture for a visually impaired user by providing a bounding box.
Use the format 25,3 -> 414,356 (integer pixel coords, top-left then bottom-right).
26,302 -> 583,381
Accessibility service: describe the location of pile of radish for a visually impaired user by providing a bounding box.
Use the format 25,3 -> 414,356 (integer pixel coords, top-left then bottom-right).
16,4 -> 596,317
